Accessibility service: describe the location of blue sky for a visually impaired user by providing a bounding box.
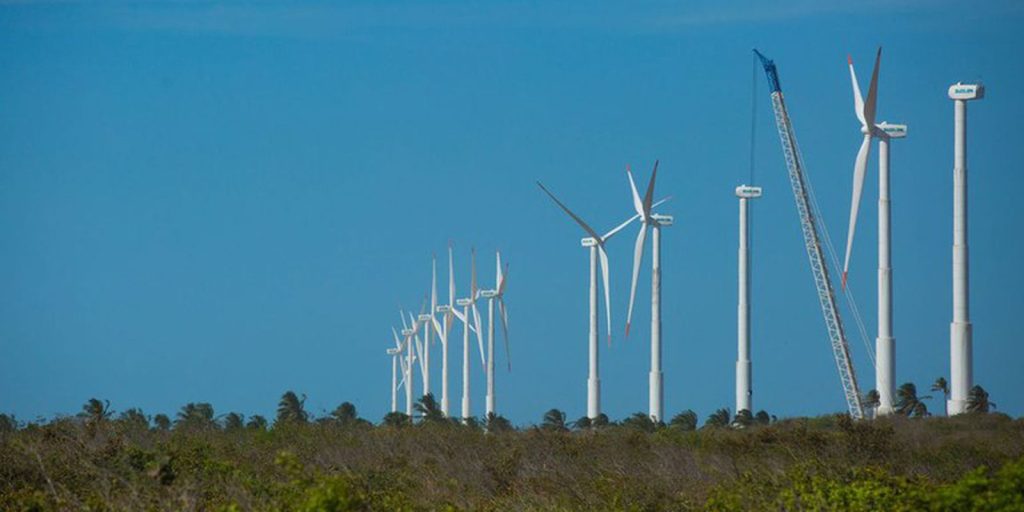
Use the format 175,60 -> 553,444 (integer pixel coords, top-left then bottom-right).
1,1 -> 1022,424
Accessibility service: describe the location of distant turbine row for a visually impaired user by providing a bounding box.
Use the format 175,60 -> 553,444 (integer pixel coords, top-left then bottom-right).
387,246 -> 510,421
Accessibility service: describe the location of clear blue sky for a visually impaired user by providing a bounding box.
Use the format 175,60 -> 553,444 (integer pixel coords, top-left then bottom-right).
2,1 -> 1022,424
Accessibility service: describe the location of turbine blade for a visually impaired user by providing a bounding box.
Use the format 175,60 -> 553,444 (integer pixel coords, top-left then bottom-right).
601,196 -> 672,242
536,182 -> 603,241
498,263 -> 510,296
626,165 -> 645,217
642,160 -> 659,217
495,252 -> 504,292
431,255 -> 438,313
472,303 -> 486,369
498,298 -> 511,371
626,225 -> 648,337
448,242 -> 456,307
848,54 -> 866,127
598,245 -> 612,346
863,47 -> 881,128
843,133 -> 872,287
392,327 -> 402,349
470,248 -> 478,300
400,310 -> 409,330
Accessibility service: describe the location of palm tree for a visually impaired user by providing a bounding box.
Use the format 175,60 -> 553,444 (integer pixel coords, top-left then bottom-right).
704,408 -> 731,428
0,414 -> 16,433
414,393 -> 446,424
176,402 -> 216,430
541,409 -> 568,432
863,389 -> 880,419
276,391 -> 308,425
118,408 -> 149,430
382,412 -> 411,428
967,385 -> 995,413
733,409 -> 754,428
622,412 -> 658,433
246,415 -> 268,431
485,412 -> 513,433
754,410 -> 771,426
330,402 -> 359,425
153,414 -> 171,431
222,412 -> 245,431
571,416 -> 592,431
931,377 -> 950,416
895,382 -> 931,418
80,398 -> 112,425
669,410 -> 698,431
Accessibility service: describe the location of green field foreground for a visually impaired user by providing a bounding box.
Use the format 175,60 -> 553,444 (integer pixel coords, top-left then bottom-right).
2,407 -> 1023,511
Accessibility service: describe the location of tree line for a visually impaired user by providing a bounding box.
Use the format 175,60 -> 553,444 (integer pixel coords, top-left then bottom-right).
0,377 -> 997,435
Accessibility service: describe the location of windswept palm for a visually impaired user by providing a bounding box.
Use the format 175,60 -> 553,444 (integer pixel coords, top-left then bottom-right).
331,402 -> 359,425
541,409 -> 567,432
704,408 -> 731,428
80,398 -> 112,424
276,391 -> 308,425
896,382 -> 931,418
414,393 -> 445,424
176,403 -> 216,430
863,389 -> 880,418
931,377 -> 950,416
669,410 -> 698,431
967,385 -> 995,413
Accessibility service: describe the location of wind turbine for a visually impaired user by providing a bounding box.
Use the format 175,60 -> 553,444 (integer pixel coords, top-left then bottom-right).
947,81 -> 984,415
388,328 -> 405,413
735,185 -> 762,416
433,243 -> 476,417
625,161 -> 674,423
398,311 -> 417,416
537,182 -> 666,419
844,48 -> 908,416
457,248 -> 486,421
480,252 -> 510,418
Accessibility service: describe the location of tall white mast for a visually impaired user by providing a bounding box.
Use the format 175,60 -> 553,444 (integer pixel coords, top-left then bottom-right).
389,349 -> 399,413
735,185 -> 762,415
648,215 -> 672,422
875,122 -> 906,415
948,82 -> 984,415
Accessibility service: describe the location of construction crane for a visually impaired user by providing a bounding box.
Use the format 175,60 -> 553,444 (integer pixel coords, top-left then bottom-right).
754,49 -> 865,419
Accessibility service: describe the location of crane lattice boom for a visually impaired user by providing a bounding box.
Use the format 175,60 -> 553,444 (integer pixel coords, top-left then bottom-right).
754,50 -> 864,419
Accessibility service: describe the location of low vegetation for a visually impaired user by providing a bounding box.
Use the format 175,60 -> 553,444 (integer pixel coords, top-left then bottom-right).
1,387 -> 1021,511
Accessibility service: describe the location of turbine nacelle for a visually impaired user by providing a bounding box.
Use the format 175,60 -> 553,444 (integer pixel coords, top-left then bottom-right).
948,82 -> 984,101
436,305 -> 452,314
479,289 -> 498,299
387,348 -> 401,355
651,213 -> 674,227
417,314 -> 432,322
456,298 -> 471,307
878,122 -> 908,139
735,185 -> 763,199
401,328 -> 414,337
580,237 -> 598,247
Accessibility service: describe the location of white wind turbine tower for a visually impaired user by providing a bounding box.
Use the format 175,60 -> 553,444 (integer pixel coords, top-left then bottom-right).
843,48 -> 908,416
947,81 -> 984,415
387,328 -> 404,413
398,311 -> 417,416
480,252 -> 510,418
625,161 -> 673,423
735,185 -> 762,415
538,182 -> 665,419
432,243 -> 477,417
457,248 -> 486,420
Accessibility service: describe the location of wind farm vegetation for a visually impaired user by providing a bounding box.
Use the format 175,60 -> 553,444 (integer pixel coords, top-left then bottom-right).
2,394 -> 1022,511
